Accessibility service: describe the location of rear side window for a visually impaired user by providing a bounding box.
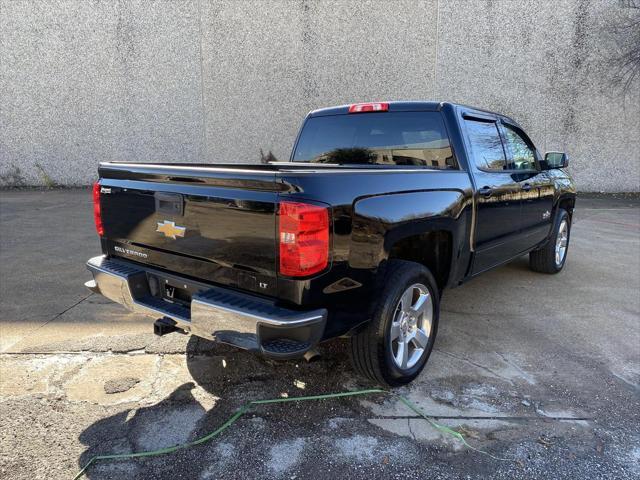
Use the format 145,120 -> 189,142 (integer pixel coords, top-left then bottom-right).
292,112 -> 456,169
464,120 -> 507,171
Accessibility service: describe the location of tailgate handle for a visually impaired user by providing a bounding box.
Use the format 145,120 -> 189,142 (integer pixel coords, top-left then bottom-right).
154,192 -> 184,216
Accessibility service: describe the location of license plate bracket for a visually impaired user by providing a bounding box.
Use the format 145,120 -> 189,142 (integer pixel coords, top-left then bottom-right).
163,283 -> 191,305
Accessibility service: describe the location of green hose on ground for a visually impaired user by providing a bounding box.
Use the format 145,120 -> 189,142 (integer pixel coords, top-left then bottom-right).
73,388 -> 512,479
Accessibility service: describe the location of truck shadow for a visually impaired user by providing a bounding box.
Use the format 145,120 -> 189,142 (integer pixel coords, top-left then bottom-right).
76,336 -> 371,479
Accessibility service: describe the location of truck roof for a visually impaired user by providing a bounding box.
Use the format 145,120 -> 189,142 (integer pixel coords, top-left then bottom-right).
308,101 -> 443,117
308,101 -> 516,124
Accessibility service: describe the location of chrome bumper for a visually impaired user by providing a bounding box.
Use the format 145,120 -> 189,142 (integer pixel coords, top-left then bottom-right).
85,255 -> 327,358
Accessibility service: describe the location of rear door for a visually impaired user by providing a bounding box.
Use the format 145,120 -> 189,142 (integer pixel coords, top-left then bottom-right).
98,164 -> 280,297
499,122 -> 555,250
462,115 -> 524,274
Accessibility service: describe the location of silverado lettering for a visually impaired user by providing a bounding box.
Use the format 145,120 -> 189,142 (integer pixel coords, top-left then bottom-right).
114,246 -> 148,259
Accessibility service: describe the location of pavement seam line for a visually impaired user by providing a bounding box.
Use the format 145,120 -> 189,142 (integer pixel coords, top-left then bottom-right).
149,354 -> 165,399
369,415 -> 592,421
37,293 -> 94,331
0,293 -> 92,353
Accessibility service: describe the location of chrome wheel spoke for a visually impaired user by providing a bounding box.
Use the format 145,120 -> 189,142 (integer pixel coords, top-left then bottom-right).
413,328 -> 429,348
395,340 -> 409,369
400,288 -> 414,311
410,292 -> 429,317
408,348 -> 424,367
390,322 -> 401,341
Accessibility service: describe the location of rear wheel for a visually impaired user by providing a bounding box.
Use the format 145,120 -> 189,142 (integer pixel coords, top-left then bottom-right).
350,260 -> 439,386
529,208 -> 571,273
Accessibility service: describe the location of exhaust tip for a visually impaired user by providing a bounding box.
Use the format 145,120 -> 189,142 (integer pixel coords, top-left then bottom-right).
303,348 -> 321,363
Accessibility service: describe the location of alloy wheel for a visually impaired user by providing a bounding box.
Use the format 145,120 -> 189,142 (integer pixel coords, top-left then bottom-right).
389,283 -> 433,370
555,219 -> 568,266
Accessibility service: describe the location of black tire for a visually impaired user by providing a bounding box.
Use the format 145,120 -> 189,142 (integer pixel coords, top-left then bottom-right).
529,208 -> 571,274
350,260 -> 439,387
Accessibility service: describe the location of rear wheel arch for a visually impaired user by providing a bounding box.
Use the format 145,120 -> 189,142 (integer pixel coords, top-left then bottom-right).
386,230 -> 453,292
349,189 -> 468,277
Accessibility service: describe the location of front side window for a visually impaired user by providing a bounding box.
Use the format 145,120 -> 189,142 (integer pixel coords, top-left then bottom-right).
465,120 -> 507,171
503,124 -> 537,170
292,112 -> 456,169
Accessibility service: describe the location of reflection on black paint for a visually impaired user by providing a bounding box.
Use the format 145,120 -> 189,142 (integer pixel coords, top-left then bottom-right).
101,185 -> 278,296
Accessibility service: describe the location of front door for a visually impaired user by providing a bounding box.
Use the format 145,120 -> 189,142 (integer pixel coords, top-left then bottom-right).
462,116 -> 524,274
500,122 -> 555,251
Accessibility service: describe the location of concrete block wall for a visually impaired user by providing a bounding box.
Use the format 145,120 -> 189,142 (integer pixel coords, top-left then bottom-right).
1,0 -> 638,191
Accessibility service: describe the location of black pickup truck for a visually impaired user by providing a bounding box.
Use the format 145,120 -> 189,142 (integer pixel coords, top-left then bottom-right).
86,101 -> 575,386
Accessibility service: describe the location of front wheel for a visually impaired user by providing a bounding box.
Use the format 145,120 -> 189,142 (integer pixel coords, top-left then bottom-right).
350,260 -> 439,386
529,208 -> 571,273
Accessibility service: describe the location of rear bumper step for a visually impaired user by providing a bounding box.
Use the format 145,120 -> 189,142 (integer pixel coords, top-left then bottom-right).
85,255 -> 327,359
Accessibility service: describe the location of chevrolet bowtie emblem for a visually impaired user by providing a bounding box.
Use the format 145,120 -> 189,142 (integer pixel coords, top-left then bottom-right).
156,220 -> 186,240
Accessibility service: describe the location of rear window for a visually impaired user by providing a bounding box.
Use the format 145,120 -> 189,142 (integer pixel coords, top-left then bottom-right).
292,112 -> 456,168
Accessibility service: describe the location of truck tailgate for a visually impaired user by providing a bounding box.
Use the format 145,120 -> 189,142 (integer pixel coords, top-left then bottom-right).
97,163 -> 282,297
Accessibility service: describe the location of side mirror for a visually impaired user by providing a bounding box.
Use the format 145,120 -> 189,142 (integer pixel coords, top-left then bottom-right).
544,151 -> 569,170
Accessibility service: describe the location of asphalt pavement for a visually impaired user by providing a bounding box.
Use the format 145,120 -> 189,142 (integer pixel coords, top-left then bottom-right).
0,189 -> 638,479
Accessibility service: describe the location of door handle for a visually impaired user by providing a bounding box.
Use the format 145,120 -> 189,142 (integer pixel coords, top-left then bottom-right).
521,183 -> 532,192
478,186 -> 493,197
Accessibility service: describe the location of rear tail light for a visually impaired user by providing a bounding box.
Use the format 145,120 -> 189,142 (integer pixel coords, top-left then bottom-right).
92,182 -> 104,236
279,201 -> 329,277
348,102 -> 389,113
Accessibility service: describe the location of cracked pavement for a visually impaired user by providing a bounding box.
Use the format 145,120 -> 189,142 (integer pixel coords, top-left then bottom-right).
0,190 -> 639,479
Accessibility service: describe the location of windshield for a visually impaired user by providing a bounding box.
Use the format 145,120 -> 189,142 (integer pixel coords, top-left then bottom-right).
292,112 -> 456,168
